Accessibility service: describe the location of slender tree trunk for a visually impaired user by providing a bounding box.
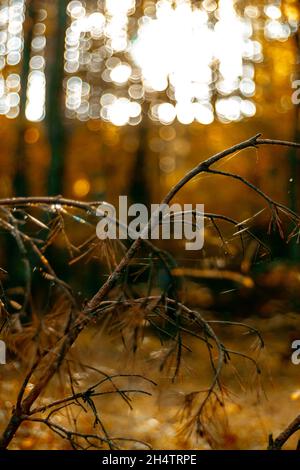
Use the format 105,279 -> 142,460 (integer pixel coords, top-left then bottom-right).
289,28 -> 300,260
13,0 -> 36,196
129,122 -> 149,206
46,0 -> 67,196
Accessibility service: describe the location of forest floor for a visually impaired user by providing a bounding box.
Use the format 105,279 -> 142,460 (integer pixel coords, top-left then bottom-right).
1,308 -> 300,450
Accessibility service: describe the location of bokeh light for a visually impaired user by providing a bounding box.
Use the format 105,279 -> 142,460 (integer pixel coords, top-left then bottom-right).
0,0 -> 25,118
0,1 -> 297,125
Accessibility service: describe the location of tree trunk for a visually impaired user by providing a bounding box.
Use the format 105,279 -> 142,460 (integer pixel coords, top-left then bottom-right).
46,0 -> 67,196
